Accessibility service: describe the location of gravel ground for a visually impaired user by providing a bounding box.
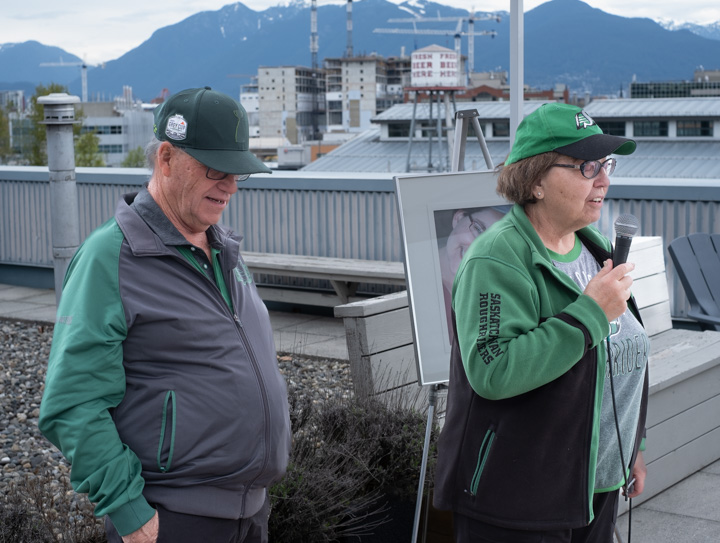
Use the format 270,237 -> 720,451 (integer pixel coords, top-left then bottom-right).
0,317 -> 353,503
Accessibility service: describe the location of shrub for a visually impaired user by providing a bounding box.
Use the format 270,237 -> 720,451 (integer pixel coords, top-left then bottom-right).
268,385 -> 439,542
0,470 -> 105,543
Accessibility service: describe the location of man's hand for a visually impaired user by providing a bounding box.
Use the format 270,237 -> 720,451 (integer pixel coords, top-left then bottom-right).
584,260 -> 635,322
122,511 -> 159,543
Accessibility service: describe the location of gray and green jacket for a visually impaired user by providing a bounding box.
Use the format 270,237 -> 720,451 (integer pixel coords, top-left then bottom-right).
433,204 -> 648,530
39,191 -> 291,537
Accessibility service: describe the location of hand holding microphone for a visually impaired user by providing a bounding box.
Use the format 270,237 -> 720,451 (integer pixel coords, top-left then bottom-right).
584,214 -> 640,322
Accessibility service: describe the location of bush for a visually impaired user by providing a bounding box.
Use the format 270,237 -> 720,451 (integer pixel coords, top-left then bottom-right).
0,470 -> 105,543
1,386 -> 437,542
268,386 -> 439,542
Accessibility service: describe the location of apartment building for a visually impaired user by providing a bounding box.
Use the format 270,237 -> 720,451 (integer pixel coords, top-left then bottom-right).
257,66 -> 326,145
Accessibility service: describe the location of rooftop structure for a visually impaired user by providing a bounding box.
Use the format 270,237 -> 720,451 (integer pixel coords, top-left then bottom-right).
302,97 -> 720,177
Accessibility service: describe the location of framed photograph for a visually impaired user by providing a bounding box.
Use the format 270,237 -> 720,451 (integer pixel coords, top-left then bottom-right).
395,170 -> 510,386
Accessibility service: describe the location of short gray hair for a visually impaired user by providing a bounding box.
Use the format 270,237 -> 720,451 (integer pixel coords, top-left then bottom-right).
144,138 -> 163,173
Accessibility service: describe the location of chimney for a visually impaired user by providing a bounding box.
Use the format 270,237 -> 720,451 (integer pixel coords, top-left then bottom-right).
310,0 -> 319,69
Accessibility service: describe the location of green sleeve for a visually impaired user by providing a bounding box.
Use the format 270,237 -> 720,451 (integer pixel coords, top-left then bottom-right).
452,255 -> 609,400
38,220 -> 155,536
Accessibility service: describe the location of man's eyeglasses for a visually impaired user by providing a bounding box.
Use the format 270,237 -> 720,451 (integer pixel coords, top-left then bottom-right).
464,212 -> 489,237
551,157 -> 616,180
205,167 -> 250,183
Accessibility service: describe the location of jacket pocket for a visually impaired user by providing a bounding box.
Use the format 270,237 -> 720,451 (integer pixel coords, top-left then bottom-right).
470,426 -> 496,496
156,390 -> 176,473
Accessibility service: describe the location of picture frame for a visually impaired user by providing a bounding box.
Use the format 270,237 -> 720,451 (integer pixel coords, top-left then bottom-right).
394,169 -> 510,386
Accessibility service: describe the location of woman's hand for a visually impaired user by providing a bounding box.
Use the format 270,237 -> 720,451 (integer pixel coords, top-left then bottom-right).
626,451 -> 647,499
584,259 -> 635,322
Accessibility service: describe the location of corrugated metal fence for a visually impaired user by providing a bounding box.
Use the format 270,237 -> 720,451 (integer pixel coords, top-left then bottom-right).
1,167 -> 718,318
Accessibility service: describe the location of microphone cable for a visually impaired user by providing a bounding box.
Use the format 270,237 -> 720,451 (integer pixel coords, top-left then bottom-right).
606,335 -> 632,543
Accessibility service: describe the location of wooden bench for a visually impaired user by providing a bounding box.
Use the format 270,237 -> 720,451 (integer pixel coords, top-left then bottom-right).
334,236 -> 720,510
242,251 -> 405,307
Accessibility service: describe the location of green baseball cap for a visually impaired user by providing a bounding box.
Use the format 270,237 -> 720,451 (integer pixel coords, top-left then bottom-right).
505,103 -> 636,166
153,87 -> 271,175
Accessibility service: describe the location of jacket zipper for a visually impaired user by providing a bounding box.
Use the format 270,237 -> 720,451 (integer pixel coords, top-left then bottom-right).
175,250 -> 274,514
470,426 -> 496,496
157,390 -> 176,473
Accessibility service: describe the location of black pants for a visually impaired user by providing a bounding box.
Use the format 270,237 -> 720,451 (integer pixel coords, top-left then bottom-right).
452,490 -> 619,543
104,496 -> 270,543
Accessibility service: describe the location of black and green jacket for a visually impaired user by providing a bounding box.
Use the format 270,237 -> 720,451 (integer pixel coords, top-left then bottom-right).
39,192 -> 291,536
433,204 -> 648,530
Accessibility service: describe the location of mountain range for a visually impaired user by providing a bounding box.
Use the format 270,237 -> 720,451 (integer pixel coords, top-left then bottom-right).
1,0 -> 720,102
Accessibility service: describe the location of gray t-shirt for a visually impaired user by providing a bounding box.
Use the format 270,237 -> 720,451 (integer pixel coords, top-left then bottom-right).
550,236 -> 649,492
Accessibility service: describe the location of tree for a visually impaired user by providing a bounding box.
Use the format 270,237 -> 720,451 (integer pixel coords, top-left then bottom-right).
121,146 -> 146,168
75,131 -> 105,167
0,105 -> 11,164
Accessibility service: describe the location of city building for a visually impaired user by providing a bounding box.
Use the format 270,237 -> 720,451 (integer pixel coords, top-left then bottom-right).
78,87 -> 155,167
301,96 -> 720,177
324,54 -> 410,134
257,66 -> 326,145
630,69 -> 720,99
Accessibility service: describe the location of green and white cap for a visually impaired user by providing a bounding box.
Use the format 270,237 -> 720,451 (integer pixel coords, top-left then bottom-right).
505,103 -> 636,166
153,86 -> 271,175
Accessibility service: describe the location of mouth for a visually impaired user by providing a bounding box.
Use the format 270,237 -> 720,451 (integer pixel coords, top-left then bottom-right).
206,196 -> 227,206
590,196 -> 604,204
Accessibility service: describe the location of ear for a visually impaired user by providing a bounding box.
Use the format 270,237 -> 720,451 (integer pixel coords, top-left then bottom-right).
531,181 -> 544,199
157,142 -> 175,178
451,209 -> 466,228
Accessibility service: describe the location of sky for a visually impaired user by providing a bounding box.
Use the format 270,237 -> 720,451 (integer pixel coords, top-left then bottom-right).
4,0 -> 720,65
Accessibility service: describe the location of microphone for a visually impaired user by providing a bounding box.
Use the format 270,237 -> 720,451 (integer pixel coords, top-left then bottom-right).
613,214 -> 640,265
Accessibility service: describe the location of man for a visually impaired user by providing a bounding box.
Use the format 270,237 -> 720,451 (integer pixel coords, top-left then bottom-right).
39,87 -> 291,543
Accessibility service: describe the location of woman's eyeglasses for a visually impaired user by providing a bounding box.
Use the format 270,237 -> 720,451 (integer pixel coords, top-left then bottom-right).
551,157 -> 616,180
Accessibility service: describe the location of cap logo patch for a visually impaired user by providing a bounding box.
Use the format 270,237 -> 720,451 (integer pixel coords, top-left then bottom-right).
165,114 -> 188,141
575,110 -> 596,130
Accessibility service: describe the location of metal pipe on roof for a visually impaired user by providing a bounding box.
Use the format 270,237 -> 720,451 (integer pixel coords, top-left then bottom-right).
37,92 -> 81,305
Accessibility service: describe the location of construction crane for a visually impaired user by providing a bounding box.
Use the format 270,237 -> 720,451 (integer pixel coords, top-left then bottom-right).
374,11 -> 500,74
39,58 -> 90,102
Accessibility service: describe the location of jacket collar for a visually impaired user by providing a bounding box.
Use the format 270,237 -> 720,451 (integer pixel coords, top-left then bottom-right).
115,190 -> 240,266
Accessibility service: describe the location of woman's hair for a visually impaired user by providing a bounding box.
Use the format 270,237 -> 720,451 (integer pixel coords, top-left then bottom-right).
496,151 -> 561,205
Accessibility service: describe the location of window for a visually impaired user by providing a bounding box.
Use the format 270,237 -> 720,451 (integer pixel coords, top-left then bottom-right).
633,121 -> 668,137
99,144 -> 123,153
388,123 -> 410,137
677,120 -> 713,137
492,122 -> 508,138
597,121 -> 626,136
82,125 -> 122,135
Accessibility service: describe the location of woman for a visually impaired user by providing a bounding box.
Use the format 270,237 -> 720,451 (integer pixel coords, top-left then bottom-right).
433,103 -> 648,543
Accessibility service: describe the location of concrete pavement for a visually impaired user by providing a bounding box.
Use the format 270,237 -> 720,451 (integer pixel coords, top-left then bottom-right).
2,282 -> 720,541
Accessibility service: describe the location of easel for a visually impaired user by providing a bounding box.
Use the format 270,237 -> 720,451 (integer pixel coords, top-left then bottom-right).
410,109 -> 495,542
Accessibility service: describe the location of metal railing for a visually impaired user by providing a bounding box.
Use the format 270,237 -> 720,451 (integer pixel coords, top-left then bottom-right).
1,166 -> 718,318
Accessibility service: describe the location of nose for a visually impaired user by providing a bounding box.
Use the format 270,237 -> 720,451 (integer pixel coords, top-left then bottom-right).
594,167 -> 611,189
217,176 -> 239,194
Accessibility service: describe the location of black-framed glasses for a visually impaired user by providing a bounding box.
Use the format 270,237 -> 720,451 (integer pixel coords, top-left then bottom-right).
551,157 -> 616,180
464,212 -> 488,237
175,146 -> 251,183
205,167 -> 250,183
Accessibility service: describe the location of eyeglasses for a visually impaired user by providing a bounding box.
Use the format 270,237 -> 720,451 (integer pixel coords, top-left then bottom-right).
205,167 -> 250,183
551,157 -> 616,180
464,212 -> 489,237
174,146 -> 250,182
